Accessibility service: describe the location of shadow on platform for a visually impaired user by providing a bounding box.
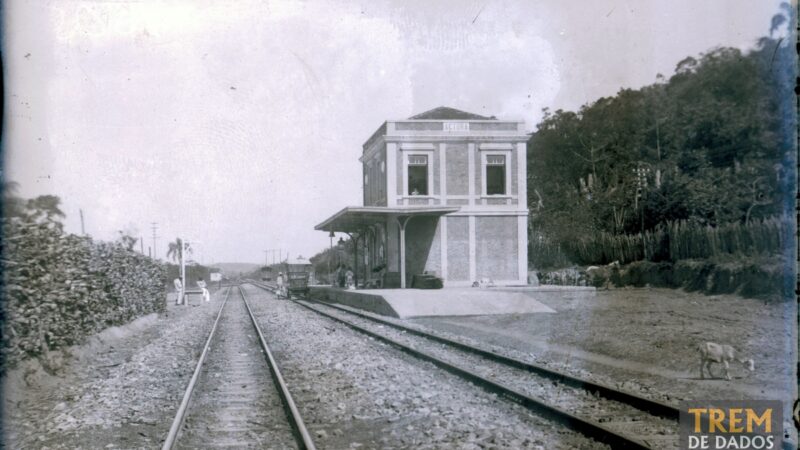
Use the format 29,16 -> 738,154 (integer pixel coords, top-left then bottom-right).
308,286 -> 592,318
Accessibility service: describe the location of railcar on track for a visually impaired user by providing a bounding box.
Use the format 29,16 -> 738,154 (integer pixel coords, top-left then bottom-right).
279,256 -> 312,299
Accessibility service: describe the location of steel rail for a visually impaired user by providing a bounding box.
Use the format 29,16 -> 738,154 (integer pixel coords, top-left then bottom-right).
238,285 -> 317,450
162,286 -> 232,450
248,280 -> 676,419
248,280 -> 797,450
313,299 -> 679,420
288,297 -> 651,450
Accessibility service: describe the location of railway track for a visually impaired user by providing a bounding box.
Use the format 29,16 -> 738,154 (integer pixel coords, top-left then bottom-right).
162,285 -> 315,450
247,280 -> 678,449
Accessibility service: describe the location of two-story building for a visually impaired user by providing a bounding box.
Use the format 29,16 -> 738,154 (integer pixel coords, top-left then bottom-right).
315,106 -> 529,288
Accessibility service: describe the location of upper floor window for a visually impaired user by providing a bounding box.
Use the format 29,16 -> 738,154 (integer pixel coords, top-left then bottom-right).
408,155 -> 428,195
486,154 -> 506,195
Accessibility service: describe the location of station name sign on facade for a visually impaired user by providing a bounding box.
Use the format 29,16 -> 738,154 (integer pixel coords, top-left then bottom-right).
443,122 -> 470,132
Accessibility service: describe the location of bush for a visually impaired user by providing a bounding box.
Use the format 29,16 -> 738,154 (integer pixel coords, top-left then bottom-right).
589,272 -> 608,288
619,261 -> 673,288
1,212 -> 166,369
673,260 -> 714,292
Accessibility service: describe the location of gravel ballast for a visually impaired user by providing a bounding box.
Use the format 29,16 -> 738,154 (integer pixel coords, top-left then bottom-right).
2,289 -> 228,449
175,286 -> 297,448
243,283 -> 604,449
298,300 -> 679,449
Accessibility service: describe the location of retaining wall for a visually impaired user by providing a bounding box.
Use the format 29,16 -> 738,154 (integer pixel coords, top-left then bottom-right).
308,286 -> 399,317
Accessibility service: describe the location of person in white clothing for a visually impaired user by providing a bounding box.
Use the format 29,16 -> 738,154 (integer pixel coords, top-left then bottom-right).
345,267 -> 354,290
197,278 -> 210,302
173,277 -> 183,305
276,272 -> 286,298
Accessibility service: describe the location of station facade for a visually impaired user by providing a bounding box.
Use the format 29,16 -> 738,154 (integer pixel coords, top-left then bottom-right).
316,107 -> 529,288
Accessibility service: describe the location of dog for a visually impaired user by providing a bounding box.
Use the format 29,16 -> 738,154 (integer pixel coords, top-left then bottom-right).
471,278 -> 495,289
698,342 -> 754,380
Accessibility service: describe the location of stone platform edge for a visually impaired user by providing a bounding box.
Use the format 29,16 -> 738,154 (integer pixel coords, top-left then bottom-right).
308,286 -> 400,318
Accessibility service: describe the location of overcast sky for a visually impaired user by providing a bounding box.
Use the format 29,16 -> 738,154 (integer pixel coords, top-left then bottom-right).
2,0 -> 787,265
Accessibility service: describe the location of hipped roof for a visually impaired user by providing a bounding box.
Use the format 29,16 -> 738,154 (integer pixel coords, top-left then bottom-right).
408,106 -> 495,121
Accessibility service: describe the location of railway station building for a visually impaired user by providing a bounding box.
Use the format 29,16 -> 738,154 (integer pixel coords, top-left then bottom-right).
315,107 -> 530,288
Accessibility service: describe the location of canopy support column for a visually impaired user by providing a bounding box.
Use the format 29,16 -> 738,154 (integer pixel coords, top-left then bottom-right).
353,234 -> 359,288
397,216 -> 412,288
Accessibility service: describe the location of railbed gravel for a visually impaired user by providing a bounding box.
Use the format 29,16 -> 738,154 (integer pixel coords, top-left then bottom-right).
409,308 -> 688,406
331,302 -> 678,406
300,300 -> 679,449
176,287 -> 297,448
3,288 -> 228,449
242,283 -> 605,449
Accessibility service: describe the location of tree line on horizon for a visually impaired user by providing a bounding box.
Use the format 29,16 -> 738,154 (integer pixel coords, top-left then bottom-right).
526,10 -> 794,267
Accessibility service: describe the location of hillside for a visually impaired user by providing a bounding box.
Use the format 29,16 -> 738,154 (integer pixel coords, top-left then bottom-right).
210,262 -> 261,275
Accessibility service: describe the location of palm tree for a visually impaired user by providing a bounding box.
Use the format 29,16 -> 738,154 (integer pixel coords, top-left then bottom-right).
166,238 -> 192,263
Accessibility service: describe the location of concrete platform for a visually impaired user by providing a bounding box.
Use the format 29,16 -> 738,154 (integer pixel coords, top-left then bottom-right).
308,286 -> 561,318
495,285 -> 596,292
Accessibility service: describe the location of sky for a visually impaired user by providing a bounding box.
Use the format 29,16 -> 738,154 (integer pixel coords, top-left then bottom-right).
2,0 -> 789,265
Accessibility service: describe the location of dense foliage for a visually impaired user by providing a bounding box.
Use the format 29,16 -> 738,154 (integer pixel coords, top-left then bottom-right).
528,16 -> 794,268
309,241 -> 358,284
1,193 -> 167,368
564,217 -> 788,266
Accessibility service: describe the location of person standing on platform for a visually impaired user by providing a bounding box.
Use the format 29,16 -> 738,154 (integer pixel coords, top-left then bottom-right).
173,277 -> 183,305
345,266 -> 354,290
276,272 -> 285,298
197,278 -> 210,303
337,264 -> 346,288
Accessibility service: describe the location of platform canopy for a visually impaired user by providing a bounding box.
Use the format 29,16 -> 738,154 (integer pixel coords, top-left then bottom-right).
315,206 -> 459,289
314,206 -> 459,233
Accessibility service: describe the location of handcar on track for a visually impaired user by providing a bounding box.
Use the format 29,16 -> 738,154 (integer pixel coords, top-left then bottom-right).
279,256 -> 312,299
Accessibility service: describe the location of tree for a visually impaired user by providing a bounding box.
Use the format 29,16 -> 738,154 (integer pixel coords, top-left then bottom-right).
527,8 -> 793,264
26,195 -> 65,220
166,238 -> 191,263
117,231 -> 138,251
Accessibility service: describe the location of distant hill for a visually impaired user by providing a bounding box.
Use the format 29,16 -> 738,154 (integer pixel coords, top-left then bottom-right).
210,262 -> 261,275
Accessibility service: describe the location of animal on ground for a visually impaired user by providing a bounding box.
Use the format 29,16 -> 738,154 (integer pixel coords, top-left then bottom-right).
697,342 -> 754,380
471,278 -> 495,288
